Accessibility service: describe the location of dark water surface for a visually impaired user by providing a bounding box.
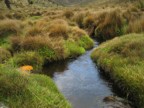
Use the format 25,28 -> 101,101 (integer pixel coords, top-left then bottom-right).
42,42 -> 132,108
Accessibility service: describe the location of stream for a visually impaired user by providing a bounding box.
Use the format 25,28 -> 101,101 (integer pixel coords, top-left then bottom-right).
42,41 -> 133,108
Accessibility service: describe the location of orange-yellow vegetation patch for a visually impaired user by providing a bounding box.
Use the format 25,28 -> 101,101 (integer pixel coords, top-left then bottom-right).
20,65 -> 33,72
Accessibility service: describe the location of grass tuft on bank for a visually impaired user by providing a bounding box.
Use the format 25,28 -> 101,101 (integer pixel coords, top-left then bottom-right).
91,33 -> 144,108
0,65 -> 71,108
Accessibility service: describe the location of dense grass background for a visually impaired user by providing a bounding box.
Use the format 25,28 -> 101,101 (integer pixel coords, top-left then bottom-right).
91,33 -> 144,107
0,0 -> 144,107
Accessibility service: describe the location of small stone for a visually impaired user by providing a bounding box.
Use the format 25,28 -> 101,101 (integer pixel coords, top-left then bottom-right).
103,96 -> 116,102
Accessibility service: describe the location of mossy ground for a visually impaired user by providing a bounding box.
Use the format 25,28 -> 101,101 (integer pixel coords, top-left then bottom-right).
91,33 -> 144,108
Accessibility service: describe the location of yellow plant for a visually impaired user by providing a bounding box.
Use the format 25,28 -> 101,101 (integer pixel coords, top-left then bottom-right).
20,65 -> 33,72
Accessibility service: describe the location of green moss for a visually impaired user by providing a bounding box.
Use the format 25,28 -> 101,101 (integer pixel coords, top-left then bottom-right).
65,40 -> 85,57
30,16 -> 42,20
0,65 -> 71,108
38,47 -> 57,61
78,35 -> 94,49
91,33 -> 144,108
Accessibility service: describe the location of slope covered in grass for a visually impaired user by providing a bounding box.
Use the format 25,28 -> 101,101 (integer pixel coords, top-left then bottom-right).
91,33 -> 144,107
0,17 -> 93,71
0,65 -> 71,108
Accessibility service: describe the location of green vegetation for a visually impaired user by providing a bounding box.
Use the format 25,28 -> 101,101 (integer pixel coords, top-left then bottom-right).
0,65 -> 71,108
0,2 -> 94,107
9,52 -> 44,71
0,0 -> 144,107
91,33 -> 144,107
0,47 -> 11,64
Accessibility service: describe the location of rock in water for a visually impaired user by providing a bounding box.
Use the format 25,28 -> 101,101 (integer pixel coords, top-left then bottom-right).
103,96 -> 133,108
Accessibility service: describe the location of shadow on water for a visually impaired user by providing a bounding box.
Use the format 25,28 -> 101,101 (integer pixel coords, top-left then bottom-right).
42,59 -> 77,77
42,41 -> 134,108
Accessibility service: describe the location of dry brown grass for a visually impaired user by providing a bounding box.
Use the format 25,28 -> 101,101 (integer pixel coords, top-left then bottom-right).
127,15 -> 144,33
10,36 -> 52,51
48,19 -> 69,39
69,26 -> 87,41
63,10 -> 74,19
0,19 -> 22,36
10,35 -> 66,60
26,25 -> 45,36
95,9 -> 124,41
83,15 -> 95,28
74,12 -> 86,28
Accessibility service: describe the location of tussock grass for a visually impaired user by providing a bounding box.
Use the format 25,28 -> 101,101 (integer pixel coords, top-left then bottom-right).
0,19 -> 22,36
10,51 -> 44,71
127,15 -> 144,33
65,40 -> 85,57
0,48 -> 11,64
10,36 -> 64,61
91,33 -> 144,108
83,15 -> 95,28
49,19 -> 69,39
0,65 -> 71,108
63,10 -> 74,19
95,9 -> 124,41
26,26 -> 44,36
74,12 -> 86,28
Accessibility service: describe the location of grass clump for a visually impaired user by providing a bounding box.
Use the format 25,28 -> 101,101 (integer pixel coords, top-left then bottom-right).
65,40 -> 85,57
74,13 -> 85,28
78,35 -> 94,49
10,51 -> 44,71
0,65 -> 71,108
127,15 -> 144,33
10,36 -> 64,61
0,19 -> 22,37
0,48 -> 11,64
49,19 -> 69,39
95,10 -> 124,41
63,10 -> 74,19
83,15 -> 95,29
91,33 -> 144,107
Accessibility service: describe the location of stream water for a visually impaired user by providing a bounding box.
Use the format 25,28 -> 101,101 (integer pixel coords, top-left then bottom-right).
42,41 -> 132,108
